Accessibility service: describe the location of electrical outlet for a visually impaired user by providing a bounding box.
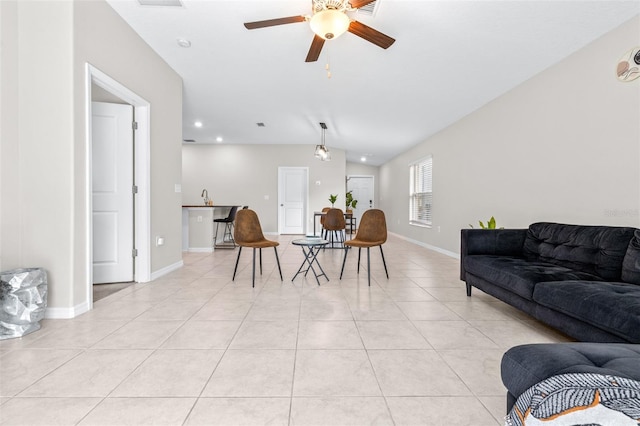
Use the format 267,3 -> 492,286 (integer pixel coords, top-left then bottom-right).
437,226 -> 441,233
156,236 -> 165,246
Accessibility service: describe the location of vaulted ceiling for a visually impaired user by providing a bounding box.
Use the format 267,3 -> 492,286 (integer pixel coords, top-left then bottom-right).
106,0 -> 640,165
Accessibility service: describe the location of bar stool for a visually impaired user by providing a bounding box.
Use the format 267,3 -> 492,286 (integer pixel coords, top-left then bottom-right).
214,206 -> 238,248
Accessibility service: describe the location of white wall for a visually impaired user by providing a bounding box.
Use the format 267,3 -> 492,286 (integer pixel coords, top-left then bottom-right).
379,15 -> 640,255
182,144 -> 346,233
73,0 -> 183,286
0,0 -> 182,314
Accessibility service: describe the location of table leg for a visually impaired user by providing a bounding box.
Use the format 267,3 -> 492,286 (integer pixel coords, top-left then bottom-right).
291,245 -> 329,285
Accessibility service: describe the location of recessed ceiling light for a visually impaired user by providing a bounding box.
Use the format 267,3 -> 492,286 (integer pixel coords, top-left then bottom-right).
361,157 -> 367,162
216,136 -> 223,142
194,121 -> 202,128
177,38 -> 191,48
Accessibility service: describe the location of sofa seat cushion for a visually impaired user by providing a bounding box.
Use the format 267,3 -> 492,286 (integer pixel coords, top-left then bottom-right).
464,255 -> 602,300
501,343 -> 640,400
533,281 -> 640,343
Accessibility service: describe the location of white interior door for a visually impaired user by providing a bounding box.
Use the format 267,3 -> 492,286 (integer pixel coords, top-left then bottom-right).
347,175 -> 374,227
278,167 -> 308,234
92,102 -> 134,284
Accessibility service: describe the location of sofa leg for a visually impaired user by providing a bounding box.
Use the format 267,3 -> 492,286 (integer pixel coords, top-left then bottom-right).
466,282 -> 472,296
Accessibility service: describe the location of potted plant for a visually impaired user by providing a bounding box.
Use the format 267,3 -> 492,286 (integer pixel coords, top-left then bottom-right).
328,194 -> 337,207
345,191 -> 358,213
469,216 -> 503,229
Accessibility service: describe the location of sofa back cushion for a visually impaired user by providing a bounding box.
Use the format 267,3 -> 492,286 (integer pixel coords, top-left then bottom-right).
622,230 -> 640,285
523,222 -> 636,280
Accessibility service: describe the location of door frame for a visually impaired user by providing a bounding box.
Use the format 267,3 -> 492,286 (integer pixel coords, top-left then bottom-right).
85,64 -> 151,310
277,167 -> 309,234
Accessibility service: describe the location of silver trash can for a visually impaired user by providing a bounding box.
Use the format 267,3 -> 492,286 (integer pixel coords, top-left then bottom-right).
0,268 -> 48,339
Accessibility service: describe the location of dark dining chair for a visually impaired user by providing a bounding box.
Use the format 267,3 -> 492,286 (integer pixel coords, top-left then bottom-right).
214,206 -> 238,248
232,209 -> 283,287
339,209 -> 389,286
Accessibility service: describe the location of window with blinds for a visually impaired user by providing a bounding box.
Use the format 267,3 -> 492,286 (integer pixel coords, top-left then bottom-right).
409,155 -> 433,226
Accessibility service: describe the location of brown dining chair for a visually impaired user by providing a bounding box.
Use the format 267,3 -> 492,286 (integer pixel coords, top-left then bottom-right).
339,209 -> 389,286
324,208 -> 346,247
232,209 -> 283,288
319,207 -> 331,238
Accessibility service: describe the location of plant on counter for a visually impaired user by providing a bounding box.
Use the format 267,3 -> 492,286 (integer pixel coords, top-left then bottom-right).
469,216 -> 503,229
329,194 -> 338,207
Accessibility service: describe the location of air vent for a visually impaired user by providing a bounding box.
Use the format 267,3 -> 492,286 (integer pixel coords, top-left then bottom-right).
256,122 -> 265,127
183,139 -> 196,143
138,0 -> 183,7
355,0 -> 378,16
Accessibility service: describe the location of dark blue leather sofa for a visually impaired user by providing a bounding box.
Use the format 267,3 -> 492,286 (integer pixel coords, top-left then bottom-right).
460,222 -> 640,343
460,223 -> 640,413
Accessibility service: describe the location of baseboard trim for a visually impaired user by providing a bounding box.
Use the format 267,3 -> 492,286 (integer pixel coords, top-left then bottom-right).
389,232 -> 460,259
45,301 -> 90,319
150,260 -> 184,280
183,248 -> 214,253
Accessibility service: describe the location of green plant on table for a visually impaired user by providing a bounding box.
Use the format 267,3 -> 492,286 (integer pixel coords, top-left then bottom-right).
329,194 -> 337,207
469,216 -> 503,229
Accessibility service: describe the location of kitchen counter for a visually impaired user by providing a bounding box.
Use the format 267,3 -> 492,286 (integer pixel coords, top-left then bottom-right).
182,205 -> 242,251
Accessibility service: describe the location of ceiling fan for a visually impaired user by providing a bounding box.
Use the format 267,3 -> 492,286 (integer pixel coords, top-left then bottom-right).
243,0 -> 395,62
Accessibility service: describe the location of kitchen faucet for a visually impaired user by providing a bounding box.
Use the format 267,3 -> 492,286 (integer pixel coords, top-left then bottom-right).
201,189 -> 209,205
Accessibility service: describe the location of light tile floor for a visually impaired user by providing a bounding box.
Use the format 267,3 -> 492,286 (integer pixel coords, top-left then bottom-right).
0,235 -> 572,425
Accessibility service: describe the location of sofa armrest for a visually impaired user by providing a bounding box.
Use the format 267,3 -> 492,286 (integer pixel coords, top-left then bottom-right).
460,228 -> 528,281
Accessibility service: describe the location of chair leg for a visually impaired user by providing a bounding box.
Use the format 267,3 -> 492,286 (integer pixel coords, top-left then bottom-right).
225,222 -> 236,247
357,248 -> 362,274
340,246 -> 350,279
251,248 -> 256,288
274,247 -> 283,281
232,246 -> 242,281
379,245 -> 389,279
367,247 -> 371,286
259,248 -> 263,275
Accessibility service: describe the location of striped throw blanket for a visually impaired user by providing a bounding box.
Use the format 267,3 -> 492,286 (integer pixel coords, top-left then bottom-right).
505,373 -> 640,426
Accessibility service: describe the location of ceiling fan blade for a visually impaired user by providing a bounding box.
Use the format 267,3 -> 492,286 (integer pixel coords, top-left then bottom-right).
244,15 -> 306,30
348,20 -> 395,49
305,35 -> 325,62
349,0 -> 376,9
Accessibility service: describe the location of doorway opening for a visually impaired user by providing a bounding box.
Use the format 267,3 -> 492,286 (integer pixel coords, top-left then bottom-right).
85,64 -> 151,312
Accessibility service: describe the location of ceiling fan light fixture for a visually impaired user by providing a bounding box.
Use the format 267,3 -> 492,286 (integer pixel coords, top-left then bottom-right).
310,9 -> 350,40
